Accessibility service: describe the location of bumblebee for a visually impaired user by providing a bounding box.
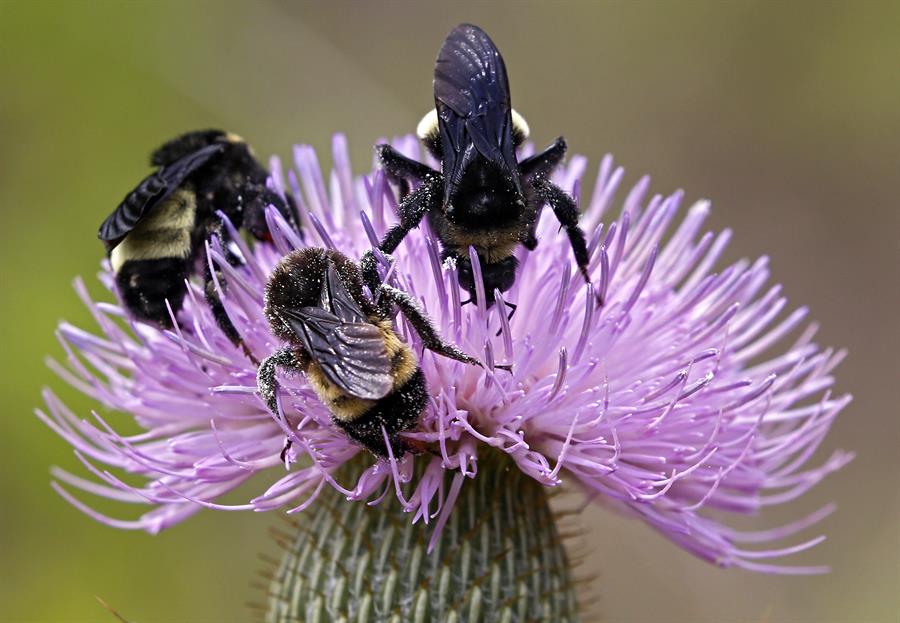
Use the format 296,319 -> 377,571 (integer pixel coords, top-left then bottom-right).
257,248 -> 481,458
366,24 -> 595,312
98,129 -> 297,353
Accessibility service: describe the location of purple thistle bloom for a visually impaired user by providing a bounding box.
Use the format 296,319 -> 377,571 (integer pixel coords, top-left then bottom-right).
41,133 -> 852,573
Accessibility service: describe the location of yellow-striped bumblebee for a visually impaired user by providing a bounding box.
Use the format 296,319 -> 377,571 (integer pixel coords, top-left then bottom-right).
366,24 -> 595,313
257,248 -> 480,458
98,129 -> 297,350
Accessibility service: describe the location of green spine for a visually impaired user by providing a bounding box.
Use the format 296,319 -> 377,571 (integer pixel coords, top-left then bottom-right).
264,454 -> 580,622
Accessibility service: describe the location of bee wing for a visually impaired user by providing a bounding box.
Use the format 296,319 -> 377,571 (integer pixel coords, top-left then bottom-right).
97,143 -> 224,246
319,261 -> 369,325
281,306 -> 394,400
434,23 -> 522,204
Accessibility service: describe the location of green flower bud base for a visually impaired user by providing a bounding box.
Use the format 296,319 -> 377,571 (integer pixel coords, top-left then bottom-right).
264,454 -> 580,622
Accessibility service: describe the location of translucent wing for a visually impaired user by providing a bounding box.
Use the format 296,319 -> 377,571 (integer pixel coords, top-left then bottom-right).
282,307 -> 393,400
281,262 -> 393,400
318,262 -> 369,325
433,23 -> 522,204
98,143 -> 223,245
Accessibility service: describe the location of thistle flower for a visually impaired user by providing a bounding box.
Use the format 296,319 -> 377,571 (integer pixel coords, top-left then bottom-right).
41,133 -> 851,577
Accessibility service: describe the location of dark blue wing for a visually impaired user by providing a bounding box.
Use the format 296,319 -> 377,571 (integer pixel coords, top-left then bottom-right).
98,143 -> 224,245
434,24 -> 522,205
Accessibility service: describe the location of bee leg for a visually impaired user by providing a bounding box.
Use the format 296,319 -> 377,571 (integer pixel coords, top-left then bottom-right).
365,179 -> 441,314
397,179 -> 411,203
260,183 -> 302,234
379,284 -> 482,368
258,348 -> 300,465
203,268 -> 257,362
538,181 -> 600,304
361,248 -> 401,319
203,220 -> 258,362
283,192 -> 302,236
376,144 -> 437,187
494,300 -> 517,338
519,136 -> 567,179
257,348 -> 297,417
279,439 -> 293,466
521,206 -> 541,252
377,177 -> 441,255
360,249 -> 384,302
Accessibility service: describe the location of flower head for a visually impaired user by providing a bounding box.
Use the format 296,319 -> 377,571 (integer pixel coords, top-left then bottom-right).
41,133 -> 852,572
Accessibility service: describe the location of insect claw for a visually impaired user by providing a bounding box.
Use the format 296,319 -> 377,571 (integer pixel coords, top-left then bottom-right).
280,439 -> 293,468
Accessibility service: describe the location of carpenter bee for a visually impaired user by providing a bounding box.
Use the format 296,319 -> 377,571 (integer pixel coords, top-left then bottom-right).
98,130 -> 297,352
366,23 -> 595,313
257,248 -> 481,458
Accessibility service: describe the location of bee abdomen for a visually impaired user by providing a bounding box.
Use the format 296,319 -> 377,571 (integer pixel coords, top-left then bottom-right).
109,189 -> 197,273
108,189 -> 198,326
331,368 -> 427,457
114,257 -> 191,326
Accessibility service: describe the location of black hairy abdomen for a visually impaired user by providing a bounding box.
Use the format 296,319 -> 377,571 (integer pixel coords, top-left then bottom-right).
115,258 -> 190,327
331,368 -> 427,457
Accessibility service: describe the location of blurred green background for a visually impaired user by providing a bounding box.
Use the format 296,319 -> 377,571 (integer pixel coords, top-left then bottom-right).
1,1 -> 897,621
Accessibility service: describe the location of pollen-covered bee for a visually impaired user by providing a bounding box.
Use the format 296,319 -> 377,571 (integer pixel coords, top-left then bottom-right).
98,129 -> 297,352
366,23 -> 595,312
257,248 -> 481,458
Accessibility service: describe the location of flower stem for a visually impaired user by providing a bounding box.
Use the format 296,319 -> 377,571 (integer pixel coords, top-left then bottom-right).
264,453 -> 580,622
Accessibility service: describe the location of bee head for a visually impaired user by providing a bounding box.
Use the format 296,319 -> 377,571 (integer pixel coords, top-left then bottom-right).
456,254 -> 518,306
240,185 -> 296,242
264,248 -> 370,345
150,129 -> 234,167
